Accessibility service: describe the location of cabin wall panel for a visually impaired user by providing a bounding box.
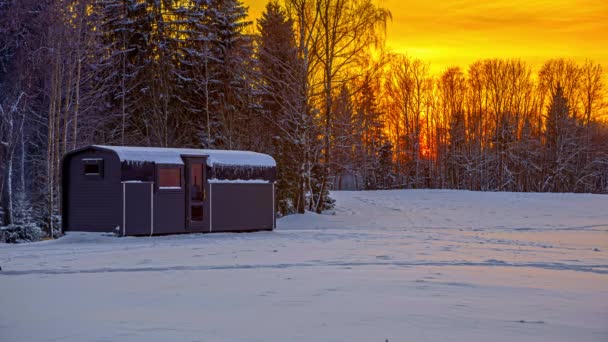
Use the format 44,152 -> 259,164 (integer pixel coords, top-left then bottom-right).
66,150 -> 122,232
154,192 -> 186,234
211,183 -> 274,232
124,182 -> 153,235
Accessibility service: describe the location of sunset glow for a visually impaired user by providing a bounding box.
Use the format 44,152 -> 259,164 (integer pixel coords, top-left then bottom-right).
245,0 -> 608,73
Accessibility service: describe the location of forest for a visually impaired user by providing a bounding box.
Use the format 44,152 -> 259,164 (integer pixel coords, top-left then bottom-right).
1,0 -> 607,241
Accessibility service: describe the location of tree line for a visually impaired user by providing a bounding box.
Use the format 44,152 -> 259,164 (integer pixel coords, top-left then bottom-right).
341,57 -> 608,194
0,0 -> 606,240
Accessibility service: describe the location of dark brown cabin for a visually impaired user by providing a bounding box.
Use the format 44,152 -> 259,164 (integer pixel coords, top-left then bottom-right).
62,145 -> 276,236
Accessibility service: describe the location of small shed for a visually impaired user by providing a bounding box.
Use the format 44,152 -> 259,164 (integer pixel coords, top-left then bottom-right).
62,145 -> 276,236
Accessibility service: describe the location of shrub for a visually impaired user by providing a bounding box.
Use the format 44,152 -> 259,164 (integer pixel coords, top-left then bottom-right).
1,222 -> 43,243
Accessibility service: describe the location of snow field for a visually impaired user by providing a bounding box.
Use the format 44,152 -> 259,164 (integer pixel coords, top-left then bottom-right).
1,190 -> 607,341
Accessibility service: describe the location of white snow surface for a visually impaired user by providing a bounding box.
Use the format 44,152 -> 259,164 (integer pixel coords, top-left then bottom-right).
93,145 -> 276,167
208,178 -> 272,184
1,189 -> 607,342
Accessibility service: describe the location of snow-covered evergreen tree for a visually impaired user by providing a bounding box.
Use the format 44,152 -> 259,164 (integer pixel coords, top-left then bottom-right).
207,0 -> 254,149
543,84 -> 582,191
257,1 -> 320,214
1,191 -> 43,243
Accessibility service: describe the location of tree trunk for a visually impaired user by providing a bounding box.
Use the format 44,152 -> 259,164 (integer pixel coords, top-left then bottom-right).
6,150 -> 13,225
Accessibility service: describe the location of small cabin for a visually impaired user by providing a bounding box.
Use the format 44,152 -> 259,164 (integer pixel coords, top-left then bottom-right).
62,145 -> 276,236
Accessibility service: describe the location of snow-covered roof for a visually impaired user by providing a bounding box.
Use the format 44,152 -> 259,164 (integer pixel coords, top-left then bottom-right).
93,145 -> 276,167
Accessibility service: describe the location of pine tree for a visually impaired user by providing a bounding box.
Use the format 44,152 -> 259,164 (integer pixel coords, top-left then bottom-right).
546,85 -> 570,157
207,0 -> 253,149
543,84 -> 581,191
332,85 -> 356,189
257,1 -> 301,215
94,0 -> 150,144
376,141 -> 395,189
353,75 -> 385,190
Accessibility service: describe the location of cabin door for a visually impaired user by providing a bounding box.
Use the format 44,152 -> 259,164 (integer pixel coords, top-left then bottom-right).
185,158 -> 207,232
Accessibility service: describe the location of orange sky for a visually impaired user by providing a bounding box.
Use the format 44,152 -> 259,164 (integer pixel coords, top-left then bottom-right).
244,0 -> 608,74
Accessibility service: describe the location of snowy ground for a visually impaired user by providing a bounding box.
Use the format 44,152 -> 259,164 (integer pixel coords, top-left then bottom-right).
1,190 -> 607,342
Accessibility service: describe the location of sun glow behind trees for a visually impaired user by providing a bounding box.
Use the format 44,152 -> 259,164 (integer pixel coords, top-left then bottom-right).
246,0 -> 608,164
251,0 -> 608,196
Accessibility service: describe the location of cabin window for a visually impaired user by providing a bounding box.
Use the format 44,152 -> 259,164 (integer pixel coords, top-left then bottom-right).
83,158 -> 103,177
158,167 -> 181,189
